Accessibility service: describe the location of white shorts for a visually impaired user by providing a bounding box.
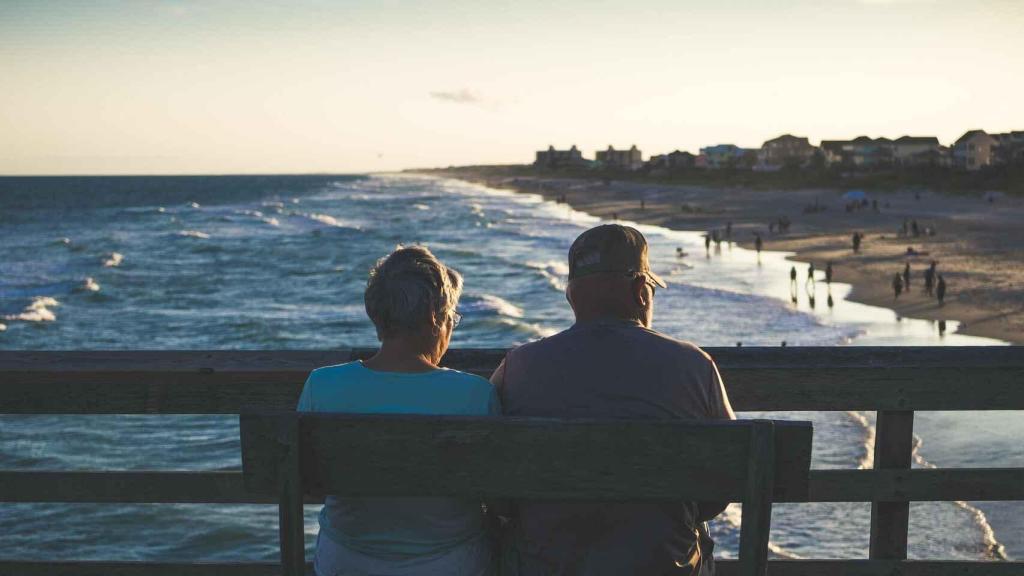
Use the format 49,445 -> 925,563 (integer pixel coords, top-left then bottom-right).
313,531 -> 492,576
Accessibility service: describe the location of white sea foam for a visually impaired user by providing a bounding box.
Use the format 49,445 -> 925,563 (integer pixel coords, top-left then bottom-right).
526,260 -> 569,291
719,503 -> 804,559
302,213 -> 359,229
412,203 -> 431,211
262,201 -> 285,209
177,230 -> 211,239
188,202 -> 201,209
0,323 -> 6,332
845,410 -> 876,469
467,294 -> 524,318
911,436 -> 1008,560
102,252 -> 124,267
80,277 -> 101,292
3,297 -> 60,322
55,237 -> 71,246
261,217 -> 280,227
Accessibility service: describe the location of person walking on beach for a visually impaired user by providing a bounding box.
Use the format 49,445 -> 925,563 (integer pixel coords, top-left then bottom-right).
491,224 -> 734,576
893,273 -> 904,300
937,274 -> 947,306
924,261 -> 937,296
852,232 -> 862,253
754,233 -> 763,254
825,261 -> 834,285
297,246 -> 497,576
704,233 -> 711,253
903,262 -> 911,290
806,263 -> 816,294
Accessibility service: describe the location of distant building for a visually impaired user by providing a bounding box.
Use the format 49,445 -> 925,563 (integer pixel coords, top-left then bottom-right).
993,131 -> 1024,165
953,130 -> 999,171
893,136 -> 948,167
759,134 -> 818,168
534,145 -> 586,169
596,145 -> 643,171
647,150 -> 696,171
698,144 -> 755,169
820,140 -> 850,166
847,136 -> 894,168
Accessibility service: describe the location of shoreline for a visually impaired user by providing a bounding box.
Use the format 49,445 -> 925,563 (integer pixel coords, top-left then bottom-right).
431,170 -> 1023,344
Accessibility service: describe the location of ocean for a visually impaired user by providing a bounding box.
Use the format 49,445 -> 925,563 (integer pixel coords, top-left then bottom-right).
0,173 -> 1020,563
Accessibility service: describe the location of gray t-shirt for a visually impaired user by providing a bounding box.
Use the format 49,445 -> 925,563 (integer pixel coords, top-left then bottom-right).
491,318 -> 735,575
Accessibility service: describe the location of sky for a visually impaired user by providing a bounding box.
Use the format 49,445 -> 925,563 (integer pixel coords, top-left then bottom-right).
1,0 -> 1022,175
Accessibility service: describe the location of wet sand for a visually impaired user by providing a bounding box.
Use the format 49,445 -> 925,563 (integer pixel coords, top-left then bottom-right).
439,171 -> 1024,344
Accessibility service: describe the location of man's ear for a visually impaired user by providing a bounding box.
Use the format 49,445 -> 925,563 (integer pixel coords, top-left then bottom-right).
632,276 -> 650,308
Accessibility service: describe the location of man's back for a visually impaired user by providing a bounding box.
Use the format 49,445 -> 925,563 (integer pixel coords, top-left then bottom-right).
493,318 -> 734,575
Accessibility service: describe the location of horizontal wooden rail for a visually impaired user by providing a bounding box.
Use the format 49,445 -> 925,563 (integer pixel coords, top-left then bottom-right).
2,559 -> 1022,576
4,468 -> 1023,504
2,347 -> 1023,413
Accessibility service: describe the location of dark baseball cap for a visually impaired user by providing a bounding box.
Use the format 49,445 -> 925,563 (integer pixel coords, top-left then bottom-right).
567,224 -> 667,288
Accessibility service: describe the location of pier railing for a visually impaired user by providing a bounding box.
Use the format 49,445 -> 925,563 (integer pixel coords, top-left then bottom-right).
2,347 -> 1023,575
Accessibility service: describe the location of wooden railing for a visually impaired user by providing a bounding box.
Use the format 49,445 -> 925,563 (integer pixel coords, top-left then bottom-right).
2,347 -> 1023,575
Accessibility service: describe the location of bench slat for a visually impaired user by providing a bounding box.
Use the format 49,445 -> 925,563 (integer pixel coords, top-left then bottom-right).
2,348 -> 1023,413
5,467 -> 1021,504
240,414 -> 811,501
4,559 -> 1022,576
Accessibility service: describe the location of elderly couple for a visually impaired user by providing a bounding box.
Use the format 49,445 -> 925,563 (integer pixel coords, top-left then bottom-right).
297,224 -> 736,576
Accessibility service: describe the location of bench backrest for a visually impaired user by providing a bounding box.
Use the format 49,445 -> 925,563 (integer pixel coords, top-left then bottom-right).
240,413 -> 812,576
241,413 -> 812,500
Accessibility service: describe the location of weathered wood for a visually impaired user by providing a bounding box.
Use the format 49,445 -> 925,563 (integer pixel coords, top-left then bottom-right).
870,410 -> 915,560
3,559 -> 1022,576
0,561 -> 284,576
3,347 -> 1023,413
241,414 -> 812,501
4,467 -> 1021,505
737,421 -> 775,576
715,559 -> 1024,576
807,468 -> 1024,502
275,415 -> 306,576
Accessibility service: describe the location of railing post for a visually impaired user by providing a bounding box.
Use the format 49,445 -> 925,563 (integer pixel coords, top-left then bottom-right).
869,409 -> 915,559
738,420 -> 775,576
278,414 -> 306,576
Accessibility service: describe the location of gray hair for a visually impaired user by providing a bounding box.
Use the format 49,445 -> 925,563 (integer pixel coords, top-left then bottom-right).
364,245 -> 463,338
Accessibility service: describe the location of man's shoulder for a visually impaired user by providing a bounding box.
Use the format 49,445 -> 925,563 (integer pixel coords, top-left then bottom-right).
510,323 -> 713,365
633,326 -> 714,364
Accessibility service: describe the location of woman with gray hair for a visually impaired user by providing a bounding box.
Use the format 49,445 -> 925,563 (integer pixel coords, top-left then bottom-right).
297,245 -> 498,575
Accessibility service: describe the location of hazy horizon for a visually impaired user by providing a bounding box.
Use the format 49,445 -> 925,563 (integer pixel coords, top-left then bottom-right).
2,0 -> 1022,175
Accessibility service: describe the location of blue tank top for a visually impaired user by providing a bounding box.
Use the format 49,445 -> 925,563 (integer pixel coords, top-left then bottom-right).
296,361 -> 499,560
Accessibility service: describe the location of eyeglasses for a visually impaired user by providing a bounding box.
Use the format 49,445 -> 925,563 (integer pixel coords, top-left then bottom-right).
451,311 -> 463,327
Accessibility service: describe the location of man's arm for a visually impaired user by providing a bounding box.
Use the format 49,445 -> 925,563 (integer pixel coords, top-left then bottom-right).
697,357 -> 735,521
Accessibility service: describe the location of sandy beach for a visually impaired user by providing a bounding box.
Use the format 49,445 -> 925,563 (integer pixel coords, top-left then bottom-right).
434,169 -> 1024,344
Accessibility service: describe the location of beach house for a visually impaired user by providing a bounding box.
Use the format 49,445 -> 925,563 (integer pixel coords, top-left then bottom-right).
993,131 -> 1024,165
953,130 -> 999,171
892,136 -> 948,167
846,136 -> 894,168
534,145 -> 587,169
820,140 -> 850,166
758,134 -> 818,168
595,145 -> 643,171
699,144 -> 755,170
647,150 -> 696,171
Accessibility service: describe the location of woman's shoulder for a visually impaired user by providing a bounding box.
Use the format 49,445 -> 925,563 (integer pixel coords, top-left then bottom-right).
433,368 -> 493,389
307,361 -> 364,381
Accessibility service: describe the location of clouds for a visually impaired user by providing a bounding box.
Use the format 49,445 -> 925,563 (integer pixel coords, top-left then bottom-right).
429,89 -> 484,105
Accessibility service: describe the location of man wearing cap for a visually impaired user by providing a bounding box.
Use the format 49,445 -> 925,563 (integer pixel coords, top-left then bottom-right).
491,224 -> 735,575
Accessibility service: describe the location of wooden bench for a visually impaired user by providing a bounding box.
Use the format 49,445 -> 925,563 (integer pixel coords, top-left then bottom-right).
240,413 -> 813,576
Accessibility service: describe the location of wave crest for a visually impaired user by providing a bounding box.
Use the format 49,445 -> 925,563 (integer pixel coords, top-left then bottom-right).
3,297 -> 60,322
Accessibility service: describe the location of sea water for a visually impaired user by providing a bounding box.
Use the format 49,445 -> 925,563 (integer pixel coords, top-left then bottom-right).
0,174 -> 1019,562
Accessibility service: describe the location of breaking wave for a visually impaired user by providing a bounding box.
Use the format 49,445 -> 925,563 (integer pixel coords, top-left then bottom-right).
102,252 -> 124,267
3,297 -> 60,322
177,230 -> 211,239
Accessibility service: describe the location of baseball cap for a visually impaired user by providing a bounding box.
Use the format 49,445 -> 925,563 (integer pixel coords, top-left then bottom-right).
567,224 -> 667,288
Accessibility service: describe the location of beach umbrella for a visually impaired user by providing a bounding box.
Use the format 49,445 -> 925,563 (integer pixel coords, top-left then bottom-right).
841,190 -> 867,201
